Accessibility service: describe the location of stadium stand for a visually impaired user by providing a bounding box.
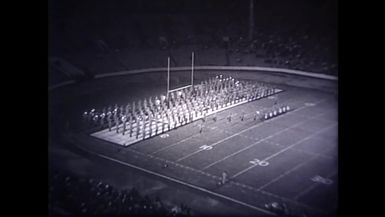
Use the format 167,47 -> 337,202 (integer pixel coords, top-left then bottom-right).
49,169 -> 192,217
48,1 -> 337,87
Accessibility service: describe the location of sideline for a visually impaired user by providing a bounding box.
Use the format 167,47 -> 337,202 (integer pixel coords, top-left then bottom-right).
72,141 -> 277,216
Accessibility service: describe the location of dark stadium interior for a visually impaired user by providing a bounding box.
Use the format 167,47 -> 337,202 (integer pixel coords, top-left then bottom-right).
49,0 -> 337,83
48,1 -> 338,217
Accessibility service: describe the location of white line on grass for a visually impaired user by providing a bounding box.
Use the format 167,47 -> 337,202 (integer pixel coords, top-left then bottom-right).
74,144 -> 277,216
73,132 -> 326,215
151,133 -> 198,154
263,139 -> 335,160
289,111 -> 337,123
175,98 -> 327,163
257,155 -> 319,190
231,123 -> 337,179
230,179 -> 328,215
175,120 -> 272,162
293,170 -> 338,200
201,98 -> 328,170
122,138 -> 314,209
201,119 -> 307,170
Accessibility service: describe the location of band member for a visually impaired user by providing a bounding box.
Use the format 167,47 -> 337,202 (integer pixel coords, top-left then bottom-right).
119,105 -> 124,117
100,112 -> 106,128
142,119 -> 146,139
92,114 -> 99,127
82,111 -> 88,123
129,115 -> 133,137
121,115 -> 127,135
149,112 -> 155,135
89,109 -> 95,122
107,111 -> 112,131
202,111 -> 207,123
114,114 -> 119,133
125,104 -> 130,115
167,113 -> 171,130
221,171 -> 228,184
114,104 -> 118,114
136,118 -> 140,139
254,111 -> 260,121
132,101 -> 136,115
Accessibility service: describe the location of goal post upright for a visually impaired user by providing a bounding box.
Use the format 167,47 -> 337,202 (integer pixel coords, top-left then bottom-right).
167,56 -> 170,99
191,52 -> 194,88
166,52 -> 194,99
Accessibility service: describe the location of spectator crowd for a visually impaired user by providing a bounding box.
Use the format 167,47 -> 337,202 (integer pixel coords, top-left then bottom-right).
49,170 -> 192,217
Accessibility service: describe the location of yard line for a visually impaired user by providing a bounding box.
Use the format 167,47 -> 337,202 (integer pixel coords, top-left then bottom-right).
293,170 -> 338,200
150,133 -> 198,154
74,132 -> 327,216
202,118 -> 308,170
152,110 -> 255,155
229,180 -> 328,215
201,98 -> 328,169
175,117 -> 274,162
176,98 -> 328,163
213,123 -> 336,161
267,141 -> 335,160
231,123 -> 337,179
288,111 -> 337,123
257,155 -> 319,190
175,111 -> 289,162
263,123 -> 337,162
73,142 -> 277,216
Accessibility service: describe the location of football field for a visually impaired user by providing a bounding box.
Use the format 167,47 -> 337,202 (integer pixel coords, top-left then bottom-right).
70,82 -> 337,217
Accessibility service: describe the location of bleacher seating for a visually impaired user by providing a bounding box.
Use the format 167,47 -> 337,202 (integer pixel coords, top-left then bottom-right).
49,170 -> 192,217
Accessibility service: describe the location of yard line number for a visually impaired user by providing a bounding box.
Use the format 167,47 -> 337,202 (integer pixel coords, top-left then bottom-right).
199,145 -> 213,150
160,134 -> 169,138
249,158 -> 269,167
311,175 -> 333,185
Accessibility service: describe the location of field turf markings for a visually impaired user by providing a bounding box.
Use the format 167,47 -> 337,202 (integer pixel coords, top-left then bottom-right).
201,98 -> 328,170
73,142 -> 277,216
287,111 -> 336,124
231,123 -> 337,179
175,98 -> 327,163
123,141 -> 325,215
228,182 -> 327,215
257,155 -> 319,191
293,170 -> 338,201
74,131 -> 327,215
264,139 -> 335,160
175,114 -> 276,162
150,133 -> 198,154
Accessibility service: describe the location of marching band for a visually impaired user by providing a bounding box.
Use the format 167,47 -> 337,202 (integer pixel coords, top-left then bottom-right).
82,75 -> 280,140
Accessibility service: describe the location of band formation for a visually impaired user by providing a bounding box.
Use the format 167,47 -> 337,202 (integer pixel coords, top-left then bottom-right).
83,75 -> 289,146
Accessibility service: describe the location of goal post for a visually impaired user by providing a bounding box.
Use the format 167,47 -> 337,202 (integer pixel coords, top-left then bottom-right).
166,52 -> 195,99
167,57 -> 170,99
191,52 -> 194,87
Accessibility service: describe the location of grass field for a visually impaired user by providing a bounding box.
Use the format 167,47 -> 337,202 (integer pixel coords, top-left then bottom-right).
66,79 -> 337,217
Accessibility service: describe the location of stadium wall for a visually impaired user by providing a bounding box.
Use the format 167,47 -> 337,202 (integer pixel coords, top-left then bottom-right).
48,66 -> 337,91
